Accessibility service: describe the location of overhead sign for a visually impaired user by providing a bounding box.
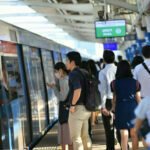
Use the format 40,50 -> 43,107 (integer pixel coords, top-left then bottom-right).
95,20 -> 126,38
103,42 -> 118,51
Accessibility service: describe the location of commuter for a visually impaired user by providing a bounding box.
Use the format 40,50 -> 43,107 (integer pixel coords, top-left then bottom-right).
47,62 -> 72,150
87,59 -> 99,126
98,50 -> 117,150
117,55 -> 123,62
66,51 -> 92,150
135,96 -> 150,149
111,60 -> 141,150
134,45 -> 150,98
131,56 -> 144,70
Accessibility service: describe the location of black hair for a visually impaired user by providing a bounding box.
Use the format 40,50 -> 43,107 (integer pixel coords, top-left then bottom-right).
54,62 -> 68,74
66,51 -> 81,66
103,50 -> 115,64
118,55 -> 123,62
87,59 -> 98,77
81,61 -> 88,71
116,60 -> 133,79
142,45 -> 150,58
131,56 -> 144,69
100,58 -> 103,63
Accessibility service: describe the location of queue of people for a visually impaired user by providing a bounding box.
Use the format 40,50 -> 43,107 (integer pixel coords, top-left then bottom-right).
47,45 -> 150,150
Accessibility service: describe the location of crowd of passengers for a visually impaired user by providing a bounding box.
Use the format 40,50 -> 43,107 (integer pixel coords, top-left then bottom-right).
47,45 -> 150,150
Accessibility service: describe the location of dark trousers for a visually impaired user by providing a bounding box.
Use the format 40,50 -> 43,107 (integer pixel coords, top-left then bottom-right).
102,99 -> 115,150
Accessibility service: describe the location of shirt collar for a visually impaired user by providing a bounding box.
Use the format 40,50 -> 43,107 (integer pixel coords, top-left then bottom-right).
105,63 -> 115,68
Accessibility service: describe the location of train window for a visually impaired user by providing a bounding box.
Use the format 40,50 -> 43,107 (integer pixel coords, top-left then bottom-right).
22,46 -> 47,140
52,51 -> 62,64
41,50 -> 58,123
0,42 -> 30,149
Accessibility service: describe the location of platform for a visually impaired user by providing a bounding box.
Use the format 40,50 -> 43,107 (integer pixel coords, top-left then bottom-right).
33,122 -> 145,150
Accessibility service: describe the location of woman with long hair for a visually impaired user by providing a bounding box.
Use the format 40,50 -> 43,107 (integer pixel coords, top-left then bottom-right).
87,59 -> 99,126
111,60 -> 141,150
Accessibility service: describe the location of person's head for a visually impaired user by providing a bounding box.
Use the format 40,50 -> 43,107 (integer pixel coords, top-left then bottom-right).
66,51 -> 81,71
54,62 -> 68,79
100,58 -> 104,64
103,50 -> 115,64
116,60 -> 133,79
142,45 -> 150,58
117,55 -> 123,62
131,56 -> 144,69
81,61 -> 88,71
87,59 -> 97,76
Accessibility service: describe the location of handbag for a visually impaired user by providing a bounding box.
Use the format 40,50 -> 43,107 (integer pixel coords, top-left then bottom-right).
58,94 -> 70,124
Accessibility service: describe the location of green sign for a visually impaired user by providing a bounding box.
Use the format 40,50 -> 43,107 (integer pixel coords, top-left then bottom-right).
95,20 -> 126,38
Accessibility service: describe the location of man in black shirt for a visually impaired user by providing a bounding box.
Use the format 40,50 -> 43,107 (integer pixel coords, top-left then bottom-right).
66,51 -> 92,150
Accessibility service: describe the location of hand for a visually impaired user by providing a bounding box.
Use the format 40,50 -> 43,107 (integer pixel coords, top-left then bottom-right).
70,106 -> 76,113
101,108 -> 110,116
47,83 -> 55,88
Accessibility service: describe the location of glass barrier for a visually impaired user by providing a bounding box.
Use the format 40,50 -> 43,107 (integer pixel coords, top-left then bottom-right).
22,46 -> 47,140
52,51 -> 62,64
0,41 -> 30,149
41,50 -> 58,123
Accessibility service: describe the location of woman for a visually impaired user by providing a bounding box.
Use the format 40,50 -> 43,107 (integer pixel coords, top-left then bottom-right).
47,62 -> 72,150
111,60 -> 141,150
87,59 -> 99,126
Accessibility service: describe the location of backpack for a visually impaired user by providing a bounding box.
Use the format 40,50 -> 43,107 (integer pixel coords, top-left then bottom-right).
77,69 -> 101,112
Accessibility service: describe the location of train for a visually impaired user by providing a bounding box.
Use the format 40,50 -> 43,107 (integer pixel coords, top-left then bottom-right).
0,20 -> 74,150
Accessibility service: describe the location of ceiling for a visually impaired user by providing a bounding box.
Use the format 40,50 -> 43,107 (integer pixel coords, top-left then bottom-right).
0,0 -> 138,43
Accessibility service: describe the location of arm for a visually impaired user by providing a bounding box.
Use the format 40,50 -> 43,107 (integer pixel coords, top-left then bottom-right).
70,89 -> 81,113
135,91 -> 141,104
98,71 -> 107,109
69,73 -> 82,113
71,89 -> 81,105
112,93 -> 116,112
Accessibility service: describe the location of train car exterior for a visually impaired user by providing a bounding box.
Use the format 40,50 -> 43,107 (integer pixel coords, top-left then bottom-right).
0,21 -> 73,150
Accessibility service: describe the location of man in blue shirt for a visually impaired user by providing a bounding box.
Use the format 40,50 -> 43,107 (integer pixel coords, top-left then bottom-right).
66,51 -> 92,150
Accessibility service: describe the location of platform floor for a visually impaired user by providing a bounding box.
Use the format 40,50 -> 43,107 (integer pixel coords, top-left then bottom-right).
33,123 -> 145,150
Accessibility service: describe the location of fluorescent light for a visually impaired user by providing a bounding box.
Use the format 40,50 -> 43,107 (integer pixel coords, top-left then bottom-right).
0,16 -> 48,23
17,23 -> 57,28
30,28 -> 64,32
0,5 -> 35,14
0,3 -> 74,43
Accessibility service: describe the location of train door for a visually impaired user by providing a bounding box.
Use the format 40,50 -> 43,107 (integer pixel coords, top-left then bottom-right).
41,50 -> 58,124
0,41 -> 30,149
22,46 -> 47,140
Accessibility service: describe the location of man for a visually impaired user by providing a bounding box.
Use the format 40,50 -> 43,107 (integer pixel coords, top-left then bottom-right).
134,45 -> 150,98
98,50 -> 117,150
66,51 -> 92,150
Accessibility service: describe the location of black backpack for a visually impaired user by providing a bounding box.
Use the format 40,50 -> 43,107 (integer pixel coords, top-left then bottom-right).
77,69 -> 101,112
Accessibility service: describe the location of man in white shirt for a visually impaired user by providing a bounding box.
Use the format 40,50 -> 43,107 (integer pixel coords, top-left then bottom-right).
98,50 -> 117,150
135,96 -> 150,148
134,45 -> 150,98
